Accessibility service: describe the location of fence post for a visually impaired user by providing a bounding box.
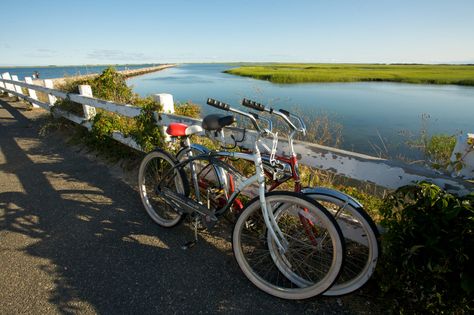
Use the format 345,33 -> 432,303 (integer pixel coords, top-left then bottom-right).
11,75 -> 24,95
153,93 -> 175,142
24,77 -> 40,108
78,85 -> 96,120
450,133 -> 474,179
1,72 -> 15,97
43,79 -> 57,106
153,93 -> 175,114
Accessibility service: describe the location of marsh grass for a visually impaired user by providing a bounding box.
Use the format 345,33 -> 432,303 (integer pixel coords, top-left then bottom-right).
225,64 -> 474,86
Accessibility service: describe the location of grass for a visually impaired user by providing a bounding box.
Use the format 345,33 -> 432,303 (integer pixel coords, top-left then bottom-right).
224,63 -> 474,86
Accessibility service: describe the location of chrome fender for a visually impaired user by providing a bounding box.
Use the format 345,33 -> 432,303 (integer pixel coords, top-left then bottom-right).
187,144 -> 230,192
301,187 -> 363,209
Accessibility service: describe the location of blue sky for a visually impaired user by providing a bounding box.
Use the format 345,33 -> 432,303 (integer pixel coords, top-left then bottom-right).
1,0 -> 473,66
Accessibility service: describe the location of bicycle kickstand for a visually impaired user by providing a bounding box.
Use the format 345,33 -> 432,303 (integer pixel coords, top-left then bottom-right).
181,216 -> 199,250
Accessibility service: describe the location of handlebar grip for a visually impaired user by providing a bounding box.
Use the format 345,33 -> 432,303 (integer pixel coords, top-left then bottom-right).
207,98 -> 230,111
279,109 -> 290,117
242,98 -> 265,111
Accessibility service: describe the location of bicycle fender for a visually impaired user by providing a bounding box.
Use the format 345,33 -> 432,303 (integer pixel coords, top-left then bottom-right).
301,187 -> 363,209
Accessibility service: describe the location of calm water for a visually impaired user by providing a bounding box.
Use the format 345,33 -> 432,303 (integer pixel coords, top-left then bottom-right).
0,64 -> 157,80
128,64 -> 474,157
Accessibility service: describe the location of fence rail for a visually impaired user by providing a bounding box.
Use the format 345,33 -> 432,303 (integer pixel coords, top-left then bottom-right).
1,72 -> 472,195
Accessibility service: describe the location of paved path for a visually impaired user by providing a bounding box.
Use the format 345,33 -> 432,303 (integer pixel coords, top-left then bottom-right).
0,97 -> 373,314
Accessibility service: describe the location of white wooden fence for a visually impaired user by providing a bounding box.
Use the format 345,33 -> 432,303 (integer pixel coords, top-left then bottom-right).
0,72 -> 472,196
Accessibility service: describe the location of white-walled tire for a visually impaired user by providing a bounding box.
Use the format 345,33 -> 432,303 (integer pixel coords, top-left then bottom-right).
138,149 -> 188,227
232,192 -> 345,300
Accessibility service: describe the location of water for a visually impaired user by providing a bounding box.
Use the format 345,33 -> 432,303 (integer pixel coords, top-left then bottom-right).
128,64 -> 474,158
0,64 -> 157,80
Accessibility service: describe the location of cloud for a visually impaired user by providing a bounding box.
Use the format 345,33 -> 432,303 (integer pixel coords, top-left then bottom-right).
37,48 -> 56,53
23,48 -> 59,58
87,49 -> 154,61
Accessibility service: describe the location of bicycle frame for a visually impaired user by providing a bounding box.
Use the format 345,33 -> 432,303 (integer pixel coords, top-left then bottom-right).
160,113 -> 290,252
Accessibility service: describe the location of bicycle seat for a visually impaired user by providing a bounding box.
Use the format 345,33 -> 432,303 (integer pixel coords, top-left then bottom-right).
166,123 -> 203,137
202,114 -> 235,131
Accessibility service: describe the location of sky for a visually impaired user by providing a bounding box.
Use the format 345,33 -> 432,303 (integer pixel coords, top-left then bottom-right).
1,0 -> 473,66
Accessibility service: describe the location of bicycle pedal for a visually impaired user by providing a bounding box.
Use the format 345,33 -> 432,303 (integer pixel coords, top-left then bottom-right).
181,240 -> 197,250
202,214 -> 218,229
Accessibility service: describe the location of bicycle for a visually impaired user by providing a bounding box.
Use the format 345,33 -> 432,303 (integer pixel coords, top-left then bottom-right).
178,98 -> 380,296
138,98 -> 345,300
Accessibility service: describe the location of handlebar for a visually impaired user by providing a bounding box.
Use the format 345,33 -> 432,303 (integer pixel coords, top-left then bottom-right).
241,98 -> 306,135
279,109 -> 290,117
242,98 -> 265,112
206,98 -> 263,133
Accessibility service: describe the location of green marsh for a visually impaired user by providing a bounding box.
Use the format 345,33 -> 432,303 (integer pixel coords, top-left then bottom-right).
224,64 -> 474,86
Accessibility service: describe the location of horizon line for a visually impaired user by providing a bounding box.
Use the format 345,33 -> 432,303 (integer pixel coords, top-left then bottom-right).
1,61 -> 474,68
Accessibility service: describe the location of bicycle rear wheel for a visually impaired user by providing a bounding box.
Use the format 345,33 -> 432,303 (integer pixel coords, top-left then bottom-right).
138,149 -> 189,227
305,192 -> 380,296
232,191 -> 344,300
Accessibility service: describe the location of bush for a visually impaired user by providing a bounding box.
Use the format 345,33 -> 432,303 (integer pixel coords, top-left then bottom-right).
174,102 -> 201,119
130,98 -> 164,152
426,135 -> 457,169
89,67 -> 134,104
378,182 -> 474,314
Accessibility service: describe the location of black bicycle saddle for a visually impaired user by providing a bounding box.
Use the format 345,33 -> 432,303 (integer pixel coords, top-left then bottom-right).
202,114 -> 235,131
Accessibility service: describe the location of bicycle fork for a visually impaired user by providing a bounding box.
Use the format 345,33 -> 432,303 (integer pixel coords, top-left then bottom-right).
254,146 -> 290,254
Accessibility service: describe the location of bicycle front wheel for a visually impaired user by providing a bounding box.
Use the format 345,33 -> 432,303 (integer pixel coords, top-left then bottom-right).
232,191 -> 344,300
138,149 -> 189,227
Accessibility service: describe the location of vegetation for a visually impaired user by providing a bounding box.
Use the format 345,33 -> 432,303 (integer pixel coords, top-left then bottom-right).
53,67 -> 166,156
224,64 -> 474,86
407,132 -> 457,169
174,102 -> 201,119
402,113 -> 461,170
378,182 -> 474,314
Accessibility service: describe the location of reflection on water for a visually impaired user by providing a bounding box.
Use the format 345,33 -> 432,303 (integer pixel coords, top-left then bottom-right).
128,64 -> 474,158
143,75 -> 216,84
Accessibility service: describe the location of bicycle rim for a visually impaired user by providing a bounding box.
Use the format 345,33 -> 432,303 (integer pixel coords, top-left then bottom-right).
233,191 -> 344,300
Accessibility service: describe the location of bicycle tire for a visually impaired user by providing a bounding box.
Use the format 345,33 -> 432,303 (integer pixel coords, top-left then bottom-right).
305,192 -> 380,296
138,149 -> 189,227
232,191 -> 345,300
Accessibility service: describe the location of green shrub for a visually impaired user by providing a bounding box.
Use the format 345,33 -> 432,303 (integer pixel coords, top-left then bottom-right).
89,67 -> 134,104
55,67 -> 135,116
130,97 -> 164,152
426,135 -> 457,169
404,115 -> 457,169
174,102 -> 201,119
85,111 -> 138,160
378,182 -> 474,314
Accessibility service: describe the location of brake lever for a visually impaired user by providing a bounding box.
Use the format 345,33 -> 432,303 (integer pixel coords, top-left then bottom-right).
288,112 -> 307,136
250,112 -> 273,133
